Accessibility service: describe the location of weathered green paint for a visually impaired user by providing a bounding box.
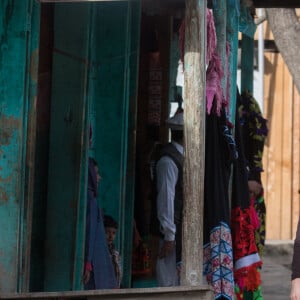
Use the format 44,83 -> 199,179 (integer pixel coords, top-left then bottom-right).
44,3 -> 90,291
91,1 -> 129,225
29,4 -> 54,292
241,34 -> 254,94
0,0 -> 150,293
122,0 -> 141,288
20,0 -> 41,292
89,0 -> 140,288
36,0 -> 141,291
72,4 -> 94,292
226,0 -> 239,124
0,0 -> 40,293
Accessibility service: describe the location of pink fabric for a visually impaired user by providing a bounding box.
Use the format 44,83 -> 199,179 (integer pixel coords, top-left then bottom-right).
179,10 -> 217,66
206,9 -> 217,65
206,52 -> 224,115
179,9 -> 230,116
85,262 -> 93,272
206,9 -> 225,115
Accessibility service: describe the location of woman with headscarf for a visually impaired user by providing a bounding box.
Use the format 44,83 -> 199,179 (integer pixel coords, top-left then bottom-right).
83,157 -> 118,289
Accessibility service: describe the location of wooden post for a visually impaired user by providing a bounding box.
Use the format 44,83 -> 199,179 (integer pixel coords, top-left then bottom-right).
241,34 -> 254,94
226,0 -> 239,124
182,0 -> 207,286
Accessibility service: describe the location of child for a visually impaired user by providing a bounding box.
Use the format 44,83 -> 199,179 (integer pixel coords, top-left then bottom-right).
104,215 -> 122,288
84,158 -> 117,289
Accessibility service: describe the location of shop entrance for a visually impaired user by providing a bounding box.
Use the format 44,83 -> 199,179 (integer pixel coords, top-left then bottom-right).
30,1 -> 140,291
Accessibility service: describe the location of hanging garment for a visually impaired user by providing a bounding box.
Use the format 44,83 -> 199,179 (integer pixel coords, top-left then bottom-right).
203,108 -> 236,300
231,97 -> 263,300
239,91 -> 268,259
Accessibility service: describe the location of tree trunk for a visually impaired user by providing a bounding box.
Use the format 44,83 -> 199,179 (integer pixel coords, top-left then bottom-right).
266,8 -> 300,93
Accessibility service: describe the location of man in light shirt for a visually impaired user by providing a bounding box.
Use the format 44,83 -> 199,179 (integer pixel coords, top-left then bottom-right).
156,112 -> 184,287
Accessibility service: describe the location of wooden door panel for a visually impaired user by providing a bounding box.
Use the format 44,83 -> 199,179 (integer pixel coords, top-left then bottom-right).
0,0 -> 40,292
44,3 -> 90,291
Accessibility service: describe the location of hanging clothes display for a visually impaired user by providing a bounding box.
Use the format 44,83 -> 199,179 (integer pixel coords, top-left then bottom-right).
205,9 -> 238,299
231,91 -> 267,300
203,106 -> 237,300
233,91 -> 268,300
180,8 -> 237,299
238,91 -> 268,257
203,10 -> 237,299
178,6 -> 268,299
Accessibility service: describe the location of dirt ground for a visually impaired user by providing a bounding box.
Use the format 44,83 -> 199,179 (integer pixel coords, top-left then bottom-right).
261,241 -> 293,300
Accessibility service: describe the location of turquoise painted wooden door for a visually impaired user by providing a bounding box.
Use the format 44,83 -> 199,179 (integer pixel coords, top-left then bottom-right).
88,0 -> 140,288
0,0 -> 40,293
0,0 -> 140,292
44,3 -> 90,291
43,1 -> 140,291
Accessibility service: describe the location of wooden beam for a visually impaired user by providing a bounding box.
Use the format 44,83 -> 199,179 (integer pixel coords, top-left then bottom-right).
0,287 -> 213,299
253,0 -> 300,8
238,40 -> 279,53
38,0 -> 129,2
182,0 -> 206,287
208,0 -> 300,8
241,34 -> 254,94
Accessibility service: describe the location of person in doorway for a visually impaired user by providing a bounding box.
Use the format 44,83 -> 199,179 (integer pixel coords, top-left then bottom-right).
238,90 -> 268,258
155,111 -> 184,287
83,158 -> 118,289
291,217 -> 300,300
104,215 -> 123,288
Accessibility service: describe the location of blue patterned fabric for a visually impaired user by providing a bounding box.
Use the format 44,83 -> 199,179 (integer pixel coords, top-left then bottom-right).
203,109 -> 236,299
204,222 -> 234,300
